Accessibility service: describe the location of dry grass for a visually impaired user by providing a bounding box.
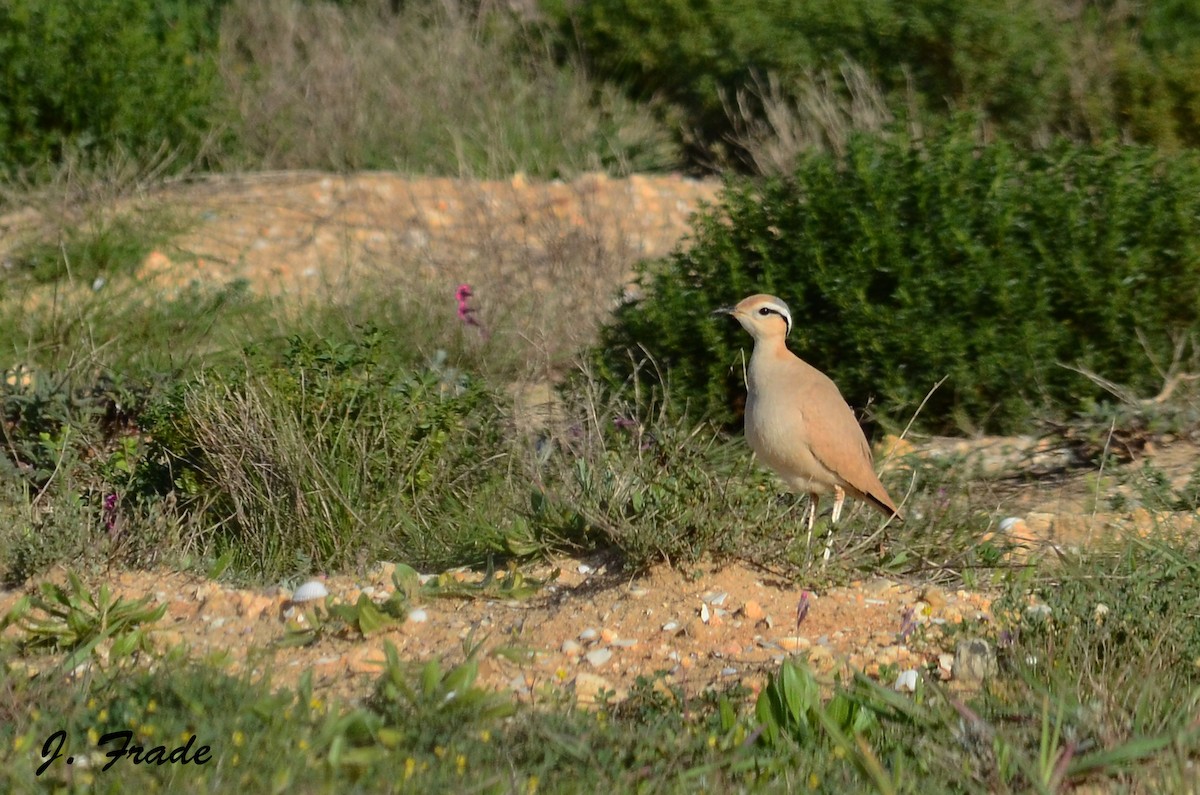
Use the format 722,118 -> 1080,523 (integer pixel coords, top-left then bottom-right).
216,0 -> 676,176
724,59 -> 917,176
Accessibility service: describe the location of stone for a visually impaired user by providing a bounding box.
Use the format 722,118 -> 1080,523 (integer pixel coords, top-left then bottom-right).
741,600 -> 766,622
954,638 -> 998,683
585,648 -> 613,668
894,669 -> 919,692
571,672 -> 615,705
776,636 -> 810,652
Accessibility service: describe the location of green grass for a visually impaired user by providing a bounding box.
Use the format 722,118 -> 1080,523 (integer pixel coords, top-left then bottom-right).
4,174 -> 1200,792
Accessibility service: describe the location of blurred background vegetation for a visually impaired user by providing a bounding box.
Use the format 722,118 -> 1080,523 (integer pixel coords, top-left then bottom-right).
3,0 -> 1200,180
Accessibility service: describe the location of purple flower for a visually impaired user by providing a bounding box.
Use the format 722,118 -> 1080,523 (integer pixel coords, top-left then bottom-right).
898,607 -> 917,643
103,492 -> 120,540
796,591 -> 811,628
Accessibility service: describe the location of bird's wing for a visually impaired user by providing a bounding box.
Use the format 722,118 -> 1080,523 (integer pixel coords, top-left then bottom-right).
789,364 -> 900,517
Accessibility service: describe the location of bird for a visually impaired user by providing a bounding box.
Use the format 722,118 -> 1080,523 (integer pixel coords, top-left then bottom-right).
714,293 -> 902,560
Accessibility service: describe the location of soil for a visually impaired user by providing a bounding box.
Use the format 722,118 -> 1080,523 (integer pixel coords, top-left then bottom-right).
2,171 -> 1196,707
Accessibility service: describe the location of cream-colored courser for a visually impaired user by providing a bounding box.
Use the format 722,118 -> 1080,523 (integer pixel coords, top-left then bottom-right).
715,293 -> 902,558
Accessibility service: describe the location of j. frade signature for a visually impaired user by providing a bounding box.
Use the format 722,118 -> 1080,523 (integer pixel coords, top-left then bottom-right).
37,728 -> 213,775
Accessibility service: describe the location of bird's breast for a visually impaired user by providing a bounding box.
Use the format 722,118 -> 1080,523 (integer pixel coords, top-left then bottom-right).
744,390 -> 803,467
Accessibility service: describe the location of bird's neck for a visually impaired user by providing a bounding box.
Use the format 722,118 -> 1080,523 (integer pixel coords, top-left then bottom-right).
748,336 -> 793,389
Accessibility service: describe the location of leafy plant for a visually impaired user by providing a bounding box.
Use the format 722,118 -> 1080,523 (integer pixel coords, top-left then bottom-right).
369,641 -> 517,749
0,571 -> 165,670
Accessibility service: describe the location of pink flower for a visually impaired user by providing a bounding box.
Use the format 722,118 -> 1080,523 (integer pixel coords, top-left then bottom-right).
455,283 -> 487,337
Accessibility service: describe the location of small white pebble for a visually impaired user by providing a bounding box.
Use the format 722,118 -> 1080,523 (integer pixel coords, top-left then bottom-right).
407,608 -> 428,623
577,564 -> 594,575
562,639 -> 583,655
894,669 -> 920,692
291,580 -> 328,603
999,516 -> 1023,532
579,628 -> 599,641
700,603 -> 712,623
661,621 -> 680,633
585,648 -> 612,667
720,667 -> 738,676
702,591 -> 728,606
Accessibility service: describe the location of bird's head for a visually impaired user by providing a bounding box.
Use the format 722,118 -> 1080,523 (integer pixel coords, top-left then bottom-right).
713,293 -> 792,341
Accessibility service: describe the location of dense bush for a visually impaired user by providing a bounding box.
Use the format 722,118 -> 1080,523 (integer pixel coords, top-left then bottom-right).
554,0 -> 1200,168
0,0 -> 224,173
593,132 -> 1200,434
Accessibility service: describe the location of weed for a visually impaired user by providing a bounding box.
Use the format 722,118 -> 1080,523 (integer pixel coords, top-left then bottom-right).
0,571 -> 165,671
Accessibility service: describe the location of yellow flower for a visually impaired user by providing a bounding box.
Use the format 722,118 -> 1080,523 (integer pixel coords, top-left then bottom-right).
298,739 -> 308,751
808,773 -> 820,789
146,700 -> 157,714
97,709 -> 109,723
404,758 -> 416,780
232,730 -> 245,747
707,734 -> 717,748
478,730 -> 491,743
526,775 -> 539,794
434,746 -> 447,758
87,728 -> 99,745
87,699 -> 97,710
13,735 -> 28,752
456,754 -> 466,775
309,697 -> 323,711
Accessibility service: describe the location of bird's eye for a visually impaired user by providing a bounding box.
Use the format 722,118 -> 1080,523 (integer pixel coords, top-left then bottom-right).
758,307 -> 772,316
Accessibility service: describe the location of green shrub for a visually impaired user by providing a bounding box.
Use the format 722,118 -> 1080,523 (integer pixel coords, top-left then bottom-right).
0,0 -> 223,173
554,0 -> 1066,165
555,0 -> 1200,168
593,132 -> 1200,434
1103,0 -> 1200,150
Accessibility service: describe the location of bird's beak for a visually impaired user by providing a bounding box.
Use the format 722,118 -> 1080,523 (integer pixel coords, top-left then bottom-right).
712,305 -> 735,317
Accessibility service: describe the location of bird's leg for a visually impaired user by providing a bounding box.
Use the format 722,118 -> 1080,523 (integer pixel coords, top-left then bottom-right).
823,485 -> 847,564
831,485 -> 846,524
804,494 -> 819,551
